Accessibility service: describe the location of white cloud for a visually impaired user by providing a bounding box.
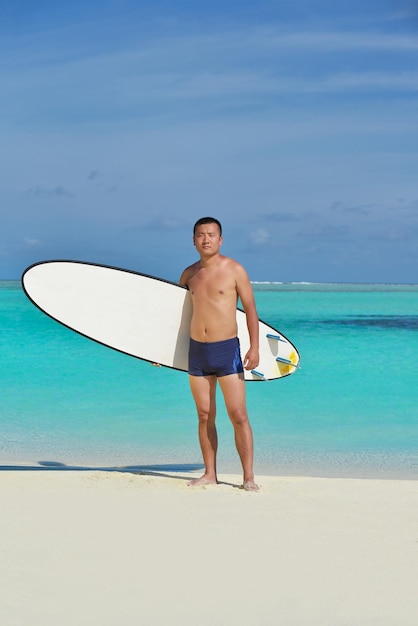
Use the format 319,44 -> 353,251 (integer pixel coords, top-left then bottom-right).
24,237 -> 43,246
256,30 -> 418,52
3,21 -> 418,130
249,228 -> 270,246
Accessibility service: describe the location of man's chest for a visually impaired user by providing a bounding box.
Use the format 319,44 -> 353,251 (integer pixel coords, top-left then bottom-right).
189,271 -> 235,301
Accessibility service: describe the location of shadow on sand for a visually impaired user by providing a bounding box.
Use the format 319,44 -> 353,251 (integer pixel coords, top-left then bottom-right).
0,461 -> 242,488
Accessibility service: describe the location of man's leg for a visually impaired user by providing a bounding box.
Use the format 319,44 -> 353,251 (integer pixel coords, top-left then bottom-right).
218,374 -> 259,490
188,374 -> 218,485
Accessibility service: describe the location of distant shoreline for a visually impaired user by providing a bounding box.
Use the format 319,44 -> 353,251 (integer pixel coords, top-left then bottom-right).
1,278 -> 418,289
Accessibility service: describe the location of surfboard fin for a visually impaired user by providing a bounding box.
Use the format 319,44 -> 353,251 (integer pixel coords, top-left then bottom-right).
251,369 -> 266,380
276,357 -> 299,368
266,333 -> 287,342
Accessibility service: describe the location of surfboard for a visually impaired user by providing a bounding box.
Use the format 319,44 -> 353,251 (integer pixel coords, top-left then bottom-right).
22,260 -> 300,381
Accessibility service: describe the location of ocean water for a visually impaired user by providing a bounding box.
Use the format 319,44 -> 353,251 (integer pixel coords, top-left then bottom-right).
1,280 -> 417,478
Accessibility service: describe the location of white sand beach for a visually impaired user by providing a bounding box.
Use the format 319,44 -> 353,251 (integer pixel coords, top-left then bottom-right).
1,470 -> 417,626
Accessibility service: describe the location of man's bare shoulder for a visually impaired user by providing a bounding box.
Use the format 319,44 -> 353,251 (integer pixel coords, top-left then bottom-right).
220,255 -> 248,277
179,261 -> 200,286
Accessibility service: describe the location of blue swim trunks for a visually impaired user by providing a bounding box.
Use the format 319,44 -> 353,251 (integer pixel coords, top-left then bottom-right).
188,337 -> 244,377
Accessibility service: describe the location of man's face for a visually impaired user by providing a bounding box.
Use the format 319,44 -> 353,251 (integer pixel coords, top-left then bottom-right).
193,223 -> 223,255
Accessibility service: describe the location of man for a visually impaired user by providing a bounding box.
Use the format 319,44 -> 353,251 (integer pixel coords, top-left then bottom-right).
180,217 -> 260,491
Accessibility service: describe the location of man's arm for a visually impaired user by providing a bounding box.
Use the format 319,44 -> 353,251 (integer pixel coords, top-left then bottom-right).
235,264 -> 259,370
179,265 -> 193,287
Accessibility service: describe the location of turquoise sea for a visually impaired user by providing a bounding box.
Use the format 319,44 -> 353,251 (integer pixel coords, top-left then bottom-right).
1,280 -> 417,478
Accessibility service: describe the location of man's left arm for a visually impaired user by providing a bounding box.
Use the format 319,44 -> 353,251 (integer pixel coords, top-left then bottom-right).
236,266 -> 259,370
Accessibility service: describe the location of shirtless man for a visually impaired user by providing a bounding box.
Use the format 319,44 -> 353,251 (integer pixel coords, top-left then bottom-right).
180,217 -> 260,491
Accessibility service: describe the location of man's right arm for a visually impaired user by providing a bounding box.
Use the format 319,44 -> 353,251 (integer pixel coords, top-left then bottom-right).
180,263 -> 197,287
179,268 -> 189,287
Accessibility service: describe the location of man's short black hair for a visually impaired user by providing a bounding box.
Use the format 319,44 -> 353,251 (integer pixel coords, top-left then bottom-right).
193,217 -> 222,236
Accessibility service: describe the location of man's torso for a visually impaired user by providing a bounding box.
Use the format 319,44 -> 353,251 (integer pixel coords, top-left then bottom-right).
186,256 -> 239,342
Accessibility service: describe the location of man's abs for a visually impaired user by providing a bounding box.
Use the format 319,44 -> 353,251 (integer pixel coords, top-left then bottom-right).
189,313 -> 238,342
189,299 -> 238,342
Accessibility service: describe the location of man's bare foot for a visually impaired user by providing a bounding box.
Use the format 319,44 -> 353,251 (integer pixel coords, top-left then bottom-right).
242,480 -> 260,492
187,475 -> 218,487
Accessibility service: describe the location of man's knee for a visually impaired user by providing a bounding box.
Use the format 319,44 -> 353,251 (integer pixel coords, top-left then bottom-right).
196,407 -> 215,424
228,407 -> 249,427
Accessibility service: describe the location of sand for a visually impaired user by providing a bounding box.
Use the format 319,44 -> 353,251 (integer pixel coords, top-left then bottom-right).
1,469 -> 417,626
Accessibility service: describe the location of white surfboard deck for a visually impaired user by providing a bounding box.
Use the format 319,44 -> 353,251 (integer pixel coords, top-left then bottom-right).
22,261 -> 300,381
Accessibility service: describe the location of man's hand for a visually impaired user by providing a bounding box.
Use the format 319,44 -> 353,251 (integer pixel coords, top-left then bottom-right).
243,347 -> 259,371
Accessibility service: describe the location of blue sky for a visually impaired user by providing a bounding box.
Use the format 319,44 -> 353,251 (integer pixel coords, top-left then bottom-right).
1,0 -> 417,282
